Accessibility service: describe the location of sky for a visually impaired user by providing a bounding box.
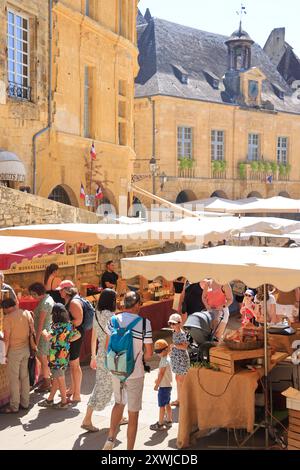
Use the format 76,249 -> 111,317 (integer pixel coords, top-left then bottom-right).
138,0 -> 300,57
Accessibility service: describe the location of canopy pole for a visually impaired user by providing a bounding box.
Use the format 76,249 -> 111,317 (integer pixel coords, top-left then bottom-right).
74,243 -> 78,286
263,283 -> 269,448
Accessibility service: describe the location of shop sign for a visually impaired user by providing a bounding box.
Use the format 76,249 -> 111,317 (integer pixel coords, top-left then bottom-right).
0,173 -> 25,182
3,245 -> 98,274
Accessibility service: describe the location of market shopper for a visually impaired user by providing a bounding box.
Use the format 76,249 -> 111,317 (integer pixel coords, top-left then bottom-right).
44,264 -> 63,303
168,313 -> 190,407
56,280 -> 84,402
81,289 -> 128,432
254,286 -> 277,325
101,260 -> 119,289
29,282 -> 54,393
274,288 -> 300,323
150,339 -> 173,431
103,291 -> 153,450
2,298 -> 33,413
39,303 -> 81,409
202,279 -> 233,340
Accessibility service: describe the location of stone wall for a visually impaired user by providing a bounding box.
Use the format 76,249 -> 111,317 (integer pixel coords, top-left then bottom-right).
0,185 -> 99,227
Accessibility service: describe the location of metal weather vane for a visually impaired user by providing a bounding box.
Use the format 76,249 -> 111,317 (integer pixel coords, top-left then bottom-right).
236,3 -> 247,33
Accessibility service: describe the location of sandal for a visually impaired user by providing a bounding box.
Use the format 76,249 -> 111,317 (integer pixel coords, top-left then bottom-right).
0,406 -> 19,414
39,399 -> 54,408
81,424 -> 99,433
150,421 -> 166,431
53,401 -> 69,409
164,421 -> 173,428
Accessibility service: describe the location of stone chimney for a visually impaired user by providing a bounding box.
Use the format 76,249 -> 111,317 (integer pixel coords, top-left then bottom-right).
263,28 -> 286,66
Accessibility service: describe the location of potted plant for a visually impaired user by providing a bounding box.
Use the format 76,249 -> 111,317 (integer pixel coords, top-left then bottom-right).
238,162 -> 247,179
263,162 -> 272,173
278,163 -> 286,176
257,161 -> 265,172
219,160 -> 227,172
212,160 -> 222,173
250,161 -> 259,172
270,162 -> 278,174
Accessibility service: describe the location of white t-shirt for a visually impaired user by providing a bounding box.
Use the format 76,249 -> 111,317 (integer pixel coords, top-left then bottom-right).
159,356 -> 173,388
107,312 -> 152,380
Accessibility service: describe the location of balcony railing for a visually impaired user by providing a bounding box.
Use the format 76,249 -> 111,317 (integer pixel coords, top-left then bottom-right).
7,82 -> 31,101
238,161 -> 291,182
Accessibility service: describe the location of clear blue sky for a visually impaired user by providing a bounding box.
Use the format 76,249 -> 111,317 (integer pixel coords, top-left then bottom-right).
139,0 -> 300,57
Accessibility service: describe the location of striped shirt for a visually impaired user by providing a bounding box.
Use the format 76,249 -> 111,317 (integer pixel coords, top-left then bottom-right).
107,312 -> 152,380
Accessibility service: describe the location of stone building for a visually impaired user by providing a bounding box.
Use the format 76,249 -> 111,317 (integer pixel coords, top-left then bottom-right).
134,10 -> 300,205
0,1 -> 139,212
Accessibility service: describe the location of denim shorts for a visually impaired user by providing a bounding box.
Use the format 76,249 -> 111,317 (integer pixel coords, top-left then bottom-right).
158,387 -> 172,407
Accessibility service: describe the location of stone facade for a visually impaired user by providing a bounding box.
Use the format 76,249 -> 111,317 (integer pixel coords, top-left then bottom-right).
0,0 -> 49,188
134,96 -> 300,204
0,0 -> 139,212
36,0 -> 139,211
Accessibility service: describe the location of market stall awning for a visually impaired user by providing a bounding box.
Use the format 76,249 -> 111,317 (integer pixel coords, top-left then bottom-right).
121,245 -> 300,291
184,196 -> 300,214
1,217 -> 300,247
0,237 -> 65,270
0,149 -> 26,182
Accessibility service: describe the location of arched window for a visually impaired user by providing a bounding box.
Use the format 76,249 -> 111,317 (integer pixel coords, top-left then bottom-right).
48,186 -> 71,205
210,190 -> 228,199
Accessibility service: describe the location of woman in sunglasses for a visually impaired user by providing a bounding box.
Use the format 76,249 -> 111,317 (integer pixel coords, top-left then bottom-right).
168,313 -> 190,407
240,289 -> 256,326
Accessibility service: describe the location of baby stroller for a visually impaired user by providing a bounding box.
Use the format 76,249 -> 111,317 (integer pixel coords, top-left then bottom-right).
183,309 -> 225,363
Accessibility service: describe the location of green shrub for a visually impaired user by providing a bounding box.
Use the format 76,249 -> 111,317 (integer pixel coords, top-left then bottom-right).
238,162 -> 247,179
270,162 -> 278,174
250,161 -> 259,171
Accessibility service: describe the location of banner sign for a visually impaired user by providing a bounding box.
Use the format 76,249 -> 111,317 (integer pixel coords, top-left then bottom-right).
3,245 -> 98,274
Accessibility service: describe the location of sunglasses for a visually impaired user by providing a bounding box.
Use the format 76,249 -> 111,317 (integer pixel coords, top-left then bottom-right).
154,347 -> 168,354
244,294 -> 253,297
168,321 -> 179,325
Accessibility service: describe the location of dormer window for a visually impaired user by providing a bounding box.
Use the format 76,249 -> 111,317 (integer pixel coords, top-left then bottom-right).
272,83 -> 285,100
203,71 -> 220,89
171,64 -> 189,85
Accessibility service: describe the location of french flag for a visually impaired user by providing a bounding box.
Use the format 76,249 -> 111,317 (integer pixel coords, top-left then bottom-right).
80,183 -> 85,199
90,142 -> 96,161
95,185 -> 103,200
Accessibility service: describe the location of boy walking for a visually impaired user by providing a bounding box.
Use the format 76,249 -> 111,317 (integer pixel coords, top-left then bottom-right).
150,339 -> 173,430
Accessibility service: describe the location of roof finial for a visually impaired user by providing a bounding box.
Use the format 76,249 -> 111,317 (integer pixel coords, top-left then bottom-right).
236,3 -> 247,36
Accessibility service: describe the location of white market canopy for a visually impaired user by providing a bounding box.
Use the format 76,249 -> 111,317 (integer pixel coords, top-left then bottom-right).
121,245 -> 300,291
1,217 -> 300,247
183,196 -> 300,214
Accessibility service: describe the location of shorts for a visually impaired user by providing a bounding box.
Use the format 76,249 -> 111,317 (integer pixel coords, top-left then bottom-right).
158,387 -> 172,407
70,331 -> 84,361
51,368 -> 66,378
112,375 -> 144,412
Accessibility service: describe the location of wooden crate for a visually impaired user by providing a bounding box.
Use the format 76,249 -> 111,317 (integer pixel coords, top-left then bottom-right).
209,346 -> 266,375
287,437 -> 300,449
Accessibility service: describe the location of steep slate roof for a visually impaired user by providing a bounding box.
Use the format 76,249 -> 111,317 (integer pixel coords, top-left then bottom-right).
136,17 -> 300,114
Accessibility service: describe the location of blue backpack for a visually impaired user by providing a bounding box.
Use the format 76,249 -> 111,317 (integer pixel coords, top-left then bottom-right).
105,315 -> 142,382
74,295 -> 95,331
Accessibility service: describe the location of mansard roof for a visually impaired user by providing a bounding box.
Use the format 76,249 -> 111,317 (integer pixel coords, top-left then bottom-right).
135,16 -> 300,114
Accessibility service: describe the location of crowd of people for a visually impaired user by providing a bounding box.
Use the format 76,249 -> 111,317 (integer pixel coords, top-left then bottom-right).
1,260 -> 300,450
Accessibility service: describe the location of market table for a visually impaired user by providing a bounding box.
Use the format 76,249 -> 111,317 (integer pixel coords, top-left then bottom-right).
177,351 -> 288,449
268,329 -> 300,355
139,298 -> 174,331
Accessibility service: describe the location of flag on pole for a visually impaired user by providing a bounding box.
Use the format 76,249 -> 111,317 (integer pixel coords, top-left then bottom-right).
266,175 -> 273,184
95,185 -> 104,200
90,142 -> 96,161
80,183 -> 85,199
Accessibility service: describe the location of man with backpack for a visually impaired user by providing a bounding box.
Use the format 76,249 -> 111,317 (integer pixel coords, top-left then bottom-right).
103,291 -> 153,450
